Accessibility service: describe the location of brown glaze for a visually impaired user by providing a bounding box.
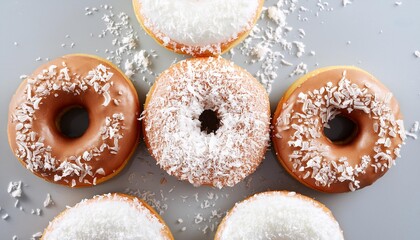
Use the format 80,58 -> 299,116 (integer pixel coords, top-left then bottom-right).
132,0 -> 264,57
8,54 -> 140,187
272,66 -> 404,193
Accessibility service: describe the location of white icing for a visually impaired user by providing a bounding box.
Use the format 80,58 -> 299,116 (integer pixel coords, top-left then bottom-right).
138,0 -> 260,53
144,57 -> 270,188
218,192 -> 343,240
43,194 -> 169,240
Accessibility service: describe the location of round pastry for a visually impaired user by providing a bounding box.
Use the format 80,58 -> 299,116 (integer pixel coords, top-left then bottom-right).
8,54 -> 140,187
272,66 -> 406,193
215,191 -> 344,240
42,193 -> 173,240
143,57 -> 270,188
132,0 -> 264,56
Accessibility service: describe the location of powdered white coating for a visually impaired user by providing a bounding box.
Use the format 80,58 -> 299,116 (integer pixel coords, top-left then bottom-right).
144,57 -> 270,188
138,0 -> 260,55
218,192 -> 343,240
43,194 -> 169,240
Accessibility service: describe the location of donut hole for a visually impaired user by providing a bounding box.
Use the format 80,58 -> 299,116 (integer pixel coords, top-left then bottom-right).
323,115 -> 358,145
57,106 -> 89,138
199,109 -> 220,134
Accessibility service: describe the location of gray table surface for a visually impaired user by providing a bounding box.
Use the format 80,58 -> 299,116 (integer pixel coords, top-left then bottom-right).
1,0 -> 419,239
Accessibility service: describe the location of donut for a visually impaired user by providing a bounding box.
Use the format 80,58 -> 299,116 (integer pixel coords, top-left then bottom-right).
143,57 -> 270,188
132,0 -> 264,56
42,193 -> 173,240
272,66 -> 406,193
215,191 -> 344,240
8,54 -> 140,187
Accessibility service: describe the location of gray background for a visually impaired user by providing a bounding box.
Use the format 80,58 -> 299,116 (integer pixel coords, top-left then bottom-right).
1,0 -> 420,239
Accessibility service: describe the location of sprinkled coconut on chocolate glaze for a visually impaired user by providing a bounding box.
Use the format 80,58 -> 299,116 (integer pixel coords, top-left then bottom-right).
8,56 -> 139,187
143,57 -> 270,188
274,69 -> 406,192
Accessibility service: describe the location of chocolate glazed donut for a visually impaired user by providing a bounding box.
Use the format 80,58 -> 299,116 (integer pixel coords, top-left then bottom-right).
272,66 -> 406,193
8,54 -> 140,187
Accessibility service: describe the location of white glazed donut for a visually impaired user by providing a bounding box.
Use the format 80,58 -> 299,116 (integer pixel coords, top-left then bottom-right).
215,191 -> 344,240
42,193 -> 173,240
143,57 -> 270,188
132,0 -> 264,56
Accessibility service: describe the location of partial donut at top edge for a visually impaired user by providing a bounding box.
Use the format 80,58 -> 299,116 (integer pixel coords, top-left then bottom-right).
133,0 -> 264,56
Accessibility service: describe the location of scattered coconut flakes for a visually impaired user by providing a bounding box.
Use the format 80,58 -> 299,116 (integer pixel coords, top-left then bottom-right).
31,208 -> 42,216
236,0 -> 351,92
342,0 -> 352,7
7,181 -> 23,198
14,42 -> 18,46
394,1 -> 402,6
289,62 -> 308,77
124,188 -> 168,215
414,50 -> 420,58
406,121 -> 419,139
13,235 -> 18,240
31,232 -> 42,240
86,5 -> 158,84
238,0 -> 309,93
2,213 -> 9,220
280,59 -> 293,66
176,191 -> 227,235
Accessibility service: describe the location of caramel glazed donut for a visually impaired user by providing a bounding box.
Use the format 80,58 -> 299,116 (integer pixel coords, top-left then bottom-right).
42,193 -> 174,240
215,191 -> 344,240
8,54 -> 140,187
133,0 -> 264,56
273,66 -> 406,193
143,57 -> 270,188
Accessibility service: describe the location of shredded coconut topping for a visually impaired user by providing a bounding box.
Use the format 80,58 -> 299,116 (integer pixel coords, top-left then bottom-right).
218,192 -> 343,240
43,193 -> 169,240
138,0 -> 260,55
7,181 -> 23,198
275,70 -> 406,191
144,57 -> 270,188
10,62 -> 125,187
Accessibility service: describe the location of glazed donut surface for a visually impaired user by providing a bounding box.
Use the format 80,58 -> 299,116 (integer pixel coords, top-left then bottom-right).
143,57 -> 270,188
8,54 -> 140,187
42,193 -> 173,240
272,66 -> 406,193
132,0 -> 264,56
215,191 -> 344,240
